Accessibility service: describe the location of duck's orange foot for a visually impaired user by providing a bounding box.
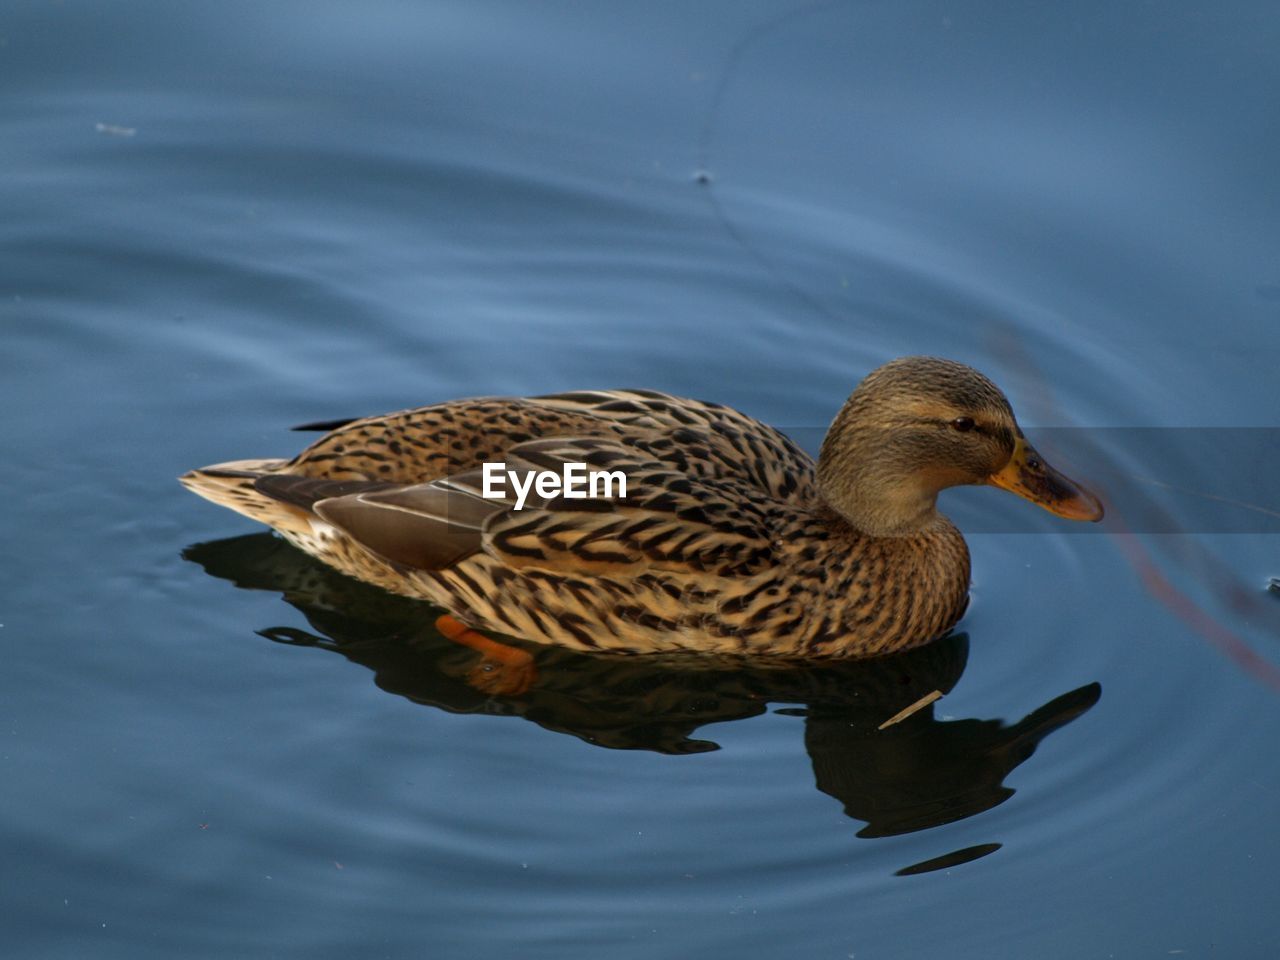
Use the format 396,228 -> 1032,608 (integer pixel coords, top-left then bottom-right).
434,614 -> 538,696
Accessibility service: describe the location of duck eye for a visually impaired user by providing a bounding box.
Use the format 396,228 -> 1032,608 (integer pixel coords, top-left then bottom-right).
950,417 -> 976,433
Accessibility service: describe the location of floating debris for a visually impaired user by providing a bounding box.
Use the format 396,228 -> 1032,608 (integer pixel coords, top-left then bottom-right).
95,122 -> 137,137
692,168 -> 713,185
1268,577 -> 1279,595
878,689 -> 943,730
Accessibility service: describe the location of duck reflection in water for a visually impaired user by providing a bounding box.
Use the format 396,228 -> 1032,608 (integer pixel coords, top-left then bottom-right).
185,532 -> 1100,853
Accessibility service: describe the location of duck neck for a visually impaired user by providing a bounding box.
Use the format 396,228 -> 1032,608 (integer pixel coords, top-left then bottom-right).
823,486 -> 941,537
817,453 -> 943,538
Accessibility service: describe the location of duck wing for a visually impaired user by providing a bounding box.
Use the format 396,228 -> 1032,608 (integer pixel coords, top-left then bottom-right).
280,393 -> 816,506
263,437 -> 781,578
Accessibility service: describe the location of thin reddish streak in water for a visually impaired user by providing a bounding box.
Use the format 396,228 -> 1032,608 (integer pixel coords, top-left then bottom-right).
1109,520 -> 1280,691
988,329 -> 1280,692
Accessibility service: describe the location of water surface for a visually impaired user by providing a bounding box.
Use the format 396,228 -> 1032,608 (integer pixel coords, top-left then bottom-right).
5,1 -> 1280,957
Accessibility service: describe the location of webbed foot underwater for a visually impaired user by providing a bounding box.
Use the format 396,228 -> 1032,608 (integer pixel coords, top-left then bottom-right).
181,356 -> 1102,657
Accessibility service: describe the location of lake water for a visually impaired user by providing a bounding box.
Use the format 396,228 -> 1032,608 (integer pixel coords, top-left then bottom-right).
6,1 -> 1280,957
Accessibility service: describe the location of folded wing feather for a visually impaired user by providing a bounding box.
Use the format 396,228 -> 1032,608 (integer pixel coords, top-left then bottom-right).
256,436 -> 777,578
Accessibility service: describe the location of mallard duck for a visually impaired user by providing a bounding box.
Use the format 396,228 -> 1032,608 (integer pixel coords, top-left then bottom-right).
181,356 -> 1102,659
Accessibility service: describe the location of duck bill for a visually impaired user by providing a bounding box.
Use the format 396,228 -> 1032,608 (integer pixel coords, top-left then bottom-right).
986,435 -> 1104,522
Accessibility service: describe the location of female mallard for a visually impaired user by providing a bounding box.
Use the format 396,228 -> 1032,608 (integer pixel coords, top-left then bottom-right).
182,356 -> 1102,659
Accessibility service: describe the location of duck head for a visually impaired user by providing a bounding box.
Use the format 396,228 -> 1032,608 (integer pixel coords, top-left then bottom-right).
817,356 -> 1104,536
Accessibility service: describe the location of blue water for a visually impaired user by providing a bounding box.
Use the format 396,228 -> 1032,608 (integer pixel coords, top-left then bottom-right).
6,1 -> 1280,957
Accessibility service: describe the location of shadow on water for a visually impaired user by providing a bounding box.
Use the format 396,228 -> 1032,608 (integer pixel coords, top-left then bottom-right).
183,533 -> 1100,866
